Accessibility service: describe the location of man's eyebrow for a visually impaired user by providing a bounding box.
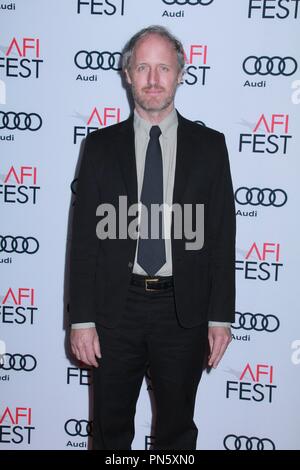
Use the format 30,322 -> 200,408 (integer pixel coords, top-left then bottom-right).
135,62 -> 171,66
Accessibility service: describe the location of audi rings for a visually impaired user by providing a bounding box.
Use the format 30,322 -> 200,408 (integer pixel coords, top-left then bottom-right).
223,434 -> 275,450
0,353 -> 37,371
74,51 -> 122,70
0,111 -> 42,131
233,312 -> 280,332
64,419 -> 93,437
235,187 -> 287,207
243,56 -> 297,76
162,0 -> 214,5
0,236 -> 39,254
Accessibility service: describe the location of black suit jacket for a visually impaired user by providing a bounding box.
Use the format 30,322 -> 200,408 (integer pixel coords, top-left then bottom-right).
69,111 -> 236,328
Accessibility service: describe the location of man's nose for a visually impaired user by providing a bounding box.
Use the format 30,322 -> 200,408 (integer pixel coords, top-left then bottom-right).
147,67 -> 159,86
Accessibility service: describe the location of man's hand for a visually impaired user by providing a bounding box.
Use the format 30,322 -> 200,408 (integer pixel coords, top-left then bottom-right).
208,326 -> 232,369
70,327 -> 101,368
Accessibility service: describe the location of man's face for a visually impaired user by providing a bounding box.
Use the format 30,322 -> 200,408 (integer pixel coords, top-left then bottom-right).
125,34 -> 183,113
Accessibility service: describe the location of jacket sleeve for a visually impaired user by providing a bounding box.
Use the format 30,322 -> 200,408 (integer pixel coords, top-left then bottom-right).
69,134 -> 101,324
207,133 -> 236,323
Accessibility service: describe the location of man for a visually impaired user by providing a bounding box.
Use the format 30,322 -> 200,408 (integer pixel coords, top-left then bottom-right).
69,25 -> 235,450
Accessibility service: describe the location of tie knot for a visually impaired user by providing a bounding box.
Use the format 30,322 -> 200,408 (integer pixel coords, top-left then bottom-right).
150,125 -> 161,139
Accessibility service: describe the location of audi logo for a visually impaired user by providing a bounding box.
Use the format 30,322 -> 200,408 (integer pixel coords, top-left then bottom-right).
0,236 -> 39,254
74,51 -> 122,70
235,187 -> 287,207
224,434 -> 275,450
0,111 -> 42,131
0,353 -> 37,371
162,0 -> 214,5
233,312 -> 280,332
243,56 -> 297,76
64,419 -> 93,437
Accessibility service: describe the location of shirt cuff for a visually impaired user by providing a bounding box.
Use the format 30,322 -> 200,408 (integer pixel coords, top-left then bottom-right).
71,322 -> 96,329
208,321 -> 231,328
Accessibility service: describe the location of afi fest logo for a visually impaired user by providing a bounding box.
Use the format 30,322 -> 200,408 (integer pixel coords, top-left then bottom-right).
0,38 -> 43,79
0,166 -> 40,204
76,0 -> 125,16
236,242 -> 283,281
0,407 -> 34,444
73,107 -> 121,144
182,45 -> 210,86
226,363 -> 277,403
67,367 -> 92,386
239,113 -> 292,156
0,287 -> 38,326
247,0 -> 300,19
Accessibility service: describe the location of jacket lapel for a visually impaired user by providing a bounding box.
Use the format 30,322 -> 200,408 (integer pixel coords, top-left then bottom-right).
172,112 -> 196,206
114,115 -> 138,207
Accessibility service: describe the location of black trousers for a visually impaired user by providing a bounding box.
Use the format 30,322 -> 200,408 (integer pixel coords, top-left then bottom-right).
93,282 -> 208,450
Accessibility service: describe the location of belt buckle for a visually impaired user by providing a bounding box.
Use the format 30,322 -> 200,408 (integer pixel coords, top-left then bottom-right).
145,278 -> 159,292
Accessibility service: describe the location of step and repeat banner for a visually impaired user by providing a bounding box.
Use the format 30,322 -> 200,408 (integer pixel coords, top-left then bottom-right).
1,0 -> 300,450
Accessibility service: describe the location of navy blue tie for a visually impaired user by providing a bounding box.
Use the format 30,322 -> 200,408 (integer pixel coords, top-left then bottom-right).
137,126 -> 166,276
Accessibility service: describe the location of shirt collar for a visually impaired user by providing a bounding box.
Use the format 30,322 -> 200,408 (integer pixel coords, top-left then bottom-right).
133,108 -> 178,137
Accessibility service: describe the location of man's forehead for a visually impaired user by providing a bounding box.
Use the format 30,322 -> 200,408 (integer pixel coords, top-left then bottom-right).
133,35 -> 176,59
135,34 -> 174,50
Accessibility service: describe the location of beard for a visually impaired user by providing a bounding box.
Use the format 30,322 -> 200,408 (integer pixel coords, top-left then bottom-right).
131,83 -> 178,112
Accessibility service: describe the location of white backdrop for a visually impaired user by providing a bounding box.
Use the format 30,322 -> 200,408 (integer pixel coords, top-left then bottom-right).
1,0 -> 300,450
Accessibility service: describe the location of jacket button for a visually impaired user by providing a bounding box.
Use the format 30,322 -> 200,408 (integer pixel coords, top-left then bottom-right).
128,261 -> 133,268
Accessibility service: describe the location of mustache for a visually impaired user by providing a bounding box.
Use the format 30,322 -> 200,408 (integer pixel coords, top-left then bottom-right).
142,85 -> 165,91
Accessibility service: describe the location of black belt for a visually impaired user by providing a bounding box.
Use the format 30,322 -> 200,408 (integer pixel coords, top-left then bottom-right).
130,273 -> 173,292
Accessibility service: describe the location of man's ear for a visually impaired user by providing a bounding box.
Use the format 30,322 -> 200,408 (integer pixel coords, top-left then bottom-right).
177,69 -> 184,85
124,68 -> 132,85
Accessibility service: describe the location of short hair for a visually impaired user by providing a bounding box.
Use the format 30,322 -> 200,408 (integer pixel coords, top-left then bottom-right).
122,25 -> 185,72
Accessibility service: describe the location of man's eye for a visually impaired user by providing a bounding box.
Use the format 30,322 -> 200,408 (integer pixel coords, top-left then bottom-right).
137,65 -> 146,71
